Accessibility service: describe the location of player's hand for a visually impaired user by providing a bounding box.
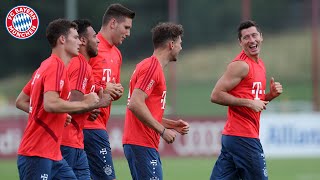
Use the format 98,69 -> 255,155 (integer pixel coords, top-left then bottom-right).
98,88 -> 113,108
64,114 -> 72,127
174,119 -> 190,135
104,79 -> 124,101
88,109 -> 100,121
248,99 -> 269,112
84,92 -> 100,108
269,77 -> 283,98
161,128 -> 177,144
112,83 -> 124,101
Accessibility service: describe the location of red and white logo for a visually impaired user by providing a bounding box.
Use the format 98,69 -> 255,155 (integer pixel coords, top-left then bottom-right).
5,5 -> 39,40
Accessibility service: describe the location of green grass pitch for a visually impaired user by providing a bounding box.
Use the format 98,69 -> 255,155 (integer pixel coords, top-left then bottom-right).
1,157 -> 319,179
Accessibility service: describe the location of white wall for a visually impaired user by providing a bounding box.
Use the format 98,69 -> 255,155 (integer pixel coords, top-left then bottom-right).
260,113 -> 320,158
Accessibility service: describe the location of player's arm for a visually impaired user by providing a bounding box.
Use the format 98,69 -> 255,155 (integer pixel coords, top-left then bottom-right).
16,91 -> 30,113
128,88 -> 176,143
89,58 -> 104,94
90,58 -> 122,101
16,78 -> 32,113
104,80 -> 123,101
43,91 -> 99,113
265,77 -> 283,101
162,118 -> 189,135
128,88 -> 163,133
210,61 -> 268,111
68,90 -> 86,114
111,55 -> 124,101
69,90 -> 84,101
210,61 -> 249,106
68,89 -> 110,115
68,59 -> 111,111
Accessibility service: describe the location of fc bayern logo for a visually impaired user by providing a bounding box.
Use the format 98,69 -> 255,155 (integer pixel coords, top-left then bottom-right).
5,5 -> 39,40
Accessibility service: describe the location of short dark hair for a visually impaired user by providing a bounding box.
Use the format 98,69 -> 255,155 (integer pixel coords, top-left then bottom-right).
73,19 -> 92,38
237,20 -> 261,40
151,22 -> 184,49
102,3 -> 135,25
46,19 -> 78,48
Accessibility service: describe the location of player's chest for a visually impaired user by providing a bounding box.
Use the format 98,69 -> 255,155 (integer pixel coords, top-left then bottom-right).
100,51 -> 121,69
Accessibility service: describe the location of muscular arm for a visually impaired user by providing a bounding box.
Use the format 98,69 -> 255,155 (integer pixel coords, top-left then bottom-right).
210,61 -> 251,107
162,118 -> 190,135
44,91 -> 92,113
162,118 -> 177,129
67,90 -> 87,114
127,89 -> 177,143
15,91 -> 30,113
69,90 -> 84,102
264,93 -> 276,102
127,88 -> 164,134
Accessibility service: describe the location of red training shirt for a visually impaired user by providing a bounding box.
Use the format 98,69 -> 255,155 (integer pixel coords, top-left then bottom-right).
222,50 -> 266,138
123,56 -> 167,150
61,54 -> 93,149
18,54 -> 70,161
84,33 -> 122,130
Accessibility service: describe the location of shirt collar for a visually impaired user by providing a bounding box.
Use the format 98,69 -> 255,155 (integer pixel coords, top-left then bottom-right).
97,32 -> 113,49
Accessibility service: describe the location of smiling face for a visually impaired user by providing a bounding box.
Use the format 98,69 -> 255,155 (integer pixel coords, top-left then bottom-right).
239,26 -> 263,59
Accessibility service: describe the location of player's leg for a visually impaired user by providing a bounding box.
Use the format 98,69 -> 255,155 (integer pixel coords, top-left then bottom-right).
225,136 -> 268,180
229,136 -> 268,180
123,144 -> 163,180
17,155 -> 53,180
84,129 -> 116,180
210,135 -> 240,180
61,145 -> 77,168
51,158 -> 77,180
73,149 -> 91,180
123,144 -> 138,179
61,145 -> 90,180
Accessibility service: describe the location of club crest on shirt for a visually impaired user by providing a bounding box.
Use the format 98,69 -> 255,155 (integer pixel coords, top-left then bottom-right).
5,5 -> 39,39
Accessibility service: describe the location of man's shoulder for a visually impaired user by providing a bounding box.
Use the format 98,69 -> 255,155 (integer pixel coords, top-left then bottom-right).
137,56 -> 157,68
68,56 -> 80,67
89,52 -> 105,66
232,50 -> 248,61
42,55 -> 63,67
38,57 -> 57,72
68,55 -> 89,68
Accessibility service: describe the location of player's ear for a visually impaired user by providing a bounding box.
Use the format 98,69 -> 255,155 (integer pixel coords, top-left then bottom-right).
238,37 -> 243,47
110,18 -> 117,29
80,36 -> 86,45
58,35 -> 66,45
169,40 -> 174,50
260,33 -> 263,42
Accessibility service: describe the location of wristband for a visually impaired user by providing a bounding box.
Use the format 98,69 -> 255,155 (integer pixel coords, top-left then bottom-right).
160,128 -> 166,137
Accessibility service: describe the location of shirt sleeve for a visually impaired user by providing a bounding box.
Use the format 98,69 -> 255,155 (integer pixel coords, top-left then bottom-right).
89,56 -> 105,93
43,61 -> 64,93
134,61 -> 159,97
23,69 -> 39,95
68,58 -> 87,94
22,78 -> 32,96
